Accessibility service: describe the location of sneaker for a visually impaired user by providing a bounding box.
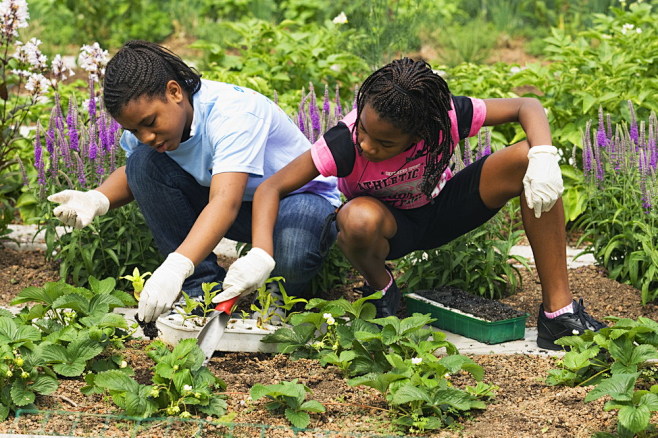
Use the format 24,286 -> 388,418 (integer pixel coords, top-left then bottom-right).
537,298 -> 607,350
355,274 -> 401,319
251,282 -> 287,325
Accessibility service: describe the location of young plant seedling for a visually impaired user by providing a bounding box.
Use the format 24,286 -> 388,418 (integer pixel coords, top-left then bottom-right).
251,277 -> 307,328
120,267 -> 151,301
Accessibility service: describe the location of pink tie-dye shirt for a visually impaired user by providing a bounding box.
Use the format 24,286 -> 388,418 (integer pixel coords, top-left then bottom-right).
310,96 -> 487,209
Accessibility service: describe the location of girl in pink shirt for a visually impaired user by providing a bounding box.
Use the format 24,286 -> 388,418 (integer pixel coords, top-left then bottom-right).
217,58 -> 605,350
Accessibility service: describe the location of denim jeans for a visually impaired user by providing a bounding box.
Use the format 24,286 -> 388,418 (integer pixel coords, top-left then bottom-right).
125,145 -> 337,299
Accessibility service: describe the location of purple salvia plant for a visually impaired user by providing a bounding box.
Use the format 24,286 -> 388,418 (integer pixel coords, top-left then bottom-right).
628,100 -> 639,146
88,123 -> 98,161
297,88 -> 306,136
334,85 -> 342,121
66,95 -> 79,152
462,140 -> 472,166
87,78 -> 97,122
596,107 -> 608,149
582,121 -> 593,179
321,84 -> 330,133
638,149 -> 652,213
33,122 -> 45,187
75,154 -> 86,187
649,113 -> 656,170
308,84 -> 321,143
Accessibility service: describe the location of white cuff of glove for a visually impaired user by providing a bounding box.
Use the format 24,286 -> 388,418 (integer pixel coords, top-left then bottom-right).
88,190 -> 111,216
213,247 -> 275,303
527,145 -> 558,159
164,252 -> 196,278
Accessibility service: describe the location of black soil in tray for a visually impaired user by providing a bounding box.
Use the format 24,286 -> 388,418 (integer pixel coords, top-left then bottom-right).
415,287 -> 527,322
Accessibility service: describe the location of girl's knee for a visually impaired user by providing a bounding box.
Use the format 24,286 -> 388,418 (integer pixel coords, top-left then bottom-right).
336,198 -> 391,241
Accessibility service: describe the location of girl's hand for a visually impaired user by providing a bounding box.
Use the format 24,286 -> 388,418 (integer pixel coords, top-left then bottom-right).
523,145 -> 564,218
48,189 -> 110,228
137,252 -> 195,322
213,248 -> 275,303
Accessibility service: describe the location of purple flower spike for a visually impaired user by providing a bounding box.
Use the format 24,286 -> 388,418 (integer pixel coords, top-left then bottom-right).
76,155 -> 87,187
34,123 -> 46,186
596,107 -> 608,148
67,97 -> 80,152
628,101 -> 639,146
88,125 -> 98,161
334,85 -> 342,121
88,78 -> 97,121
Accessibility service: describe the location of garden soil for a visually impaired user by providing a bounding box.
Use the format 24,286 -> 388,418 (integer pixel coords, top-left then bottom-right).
1,247 -> 657,437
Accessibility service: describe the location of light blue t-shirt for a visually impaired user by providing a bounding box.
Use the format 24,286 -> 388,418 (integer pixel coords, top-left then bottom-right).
120,79 -> 340,206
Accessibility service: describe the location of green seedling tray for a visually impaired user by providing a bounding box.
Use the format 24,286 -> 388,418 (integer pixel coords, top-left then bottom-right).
405,292 -> 528,344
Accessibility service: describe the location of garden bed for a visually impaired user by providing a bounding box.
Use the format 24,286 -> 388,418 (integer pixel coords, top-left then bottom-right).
1,247 -> 657,437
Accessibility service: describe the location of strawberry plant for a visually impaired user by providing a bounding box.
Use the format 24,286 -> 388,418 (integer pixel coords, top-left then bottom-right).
250,379 -> 325,429
86,339 -> 227,419
262,297 -> 493,433
0,319 -> 59,420
547,317 -> 658,437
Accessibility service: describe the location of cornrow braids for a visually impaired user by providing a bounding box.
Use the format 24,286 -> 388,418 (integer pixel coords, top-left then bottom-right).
103,40 -> 201,118
355,58 -> 453,199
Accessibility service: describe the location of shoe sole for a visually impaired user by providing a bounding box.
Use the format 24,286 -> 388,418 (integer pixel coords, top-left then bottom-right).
536,336 -> 567,351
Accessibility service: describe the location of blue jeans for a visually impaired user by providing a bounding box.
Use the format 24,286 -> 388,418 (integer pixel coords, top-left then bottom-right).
125,146 -> 337,299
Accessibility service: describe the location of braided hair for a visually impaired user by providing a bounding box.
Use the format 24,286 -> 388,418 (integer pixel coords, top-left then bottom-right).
354,58 -> 453,199
103,40 -> 201,118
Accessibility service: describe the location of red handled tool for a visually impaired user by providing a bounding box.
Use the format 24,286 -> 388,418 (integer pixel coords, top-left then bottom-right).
197,296 -> 239,365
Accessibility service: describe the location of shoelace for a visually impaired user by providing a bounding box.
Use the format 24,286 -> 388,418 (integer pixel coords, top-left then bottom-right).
574,298 -> 606,331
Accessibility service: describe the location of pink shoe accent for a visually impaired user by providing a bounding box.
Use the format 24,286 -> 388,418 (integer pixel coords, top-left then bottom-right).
544,302 -> 574,319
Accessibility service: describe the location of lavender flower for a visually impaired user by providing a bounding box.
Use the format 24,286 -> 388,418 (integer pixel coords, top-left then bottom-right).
628,100 -> 639,146
87,78 -> 97,121
596,107 -> 608,149
33,123 -> 45,186
639,149 -> 652,213
75,155 -> 86,187
88,124 -> 98,161
582,121 -> 593,178
334,85 -> 342,121
66,96 -> 79,151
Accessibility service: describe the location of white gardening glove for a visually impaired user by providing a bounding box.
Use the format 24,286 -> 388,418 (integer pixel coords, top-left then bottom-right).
137,252 -> 195,322
522,145 -> 564,218
213,247 -> 275,304
48,189 -> 110,229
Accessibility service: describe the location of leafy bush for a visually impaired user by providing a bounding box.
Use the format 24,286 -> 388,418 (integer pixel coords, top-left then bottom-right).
191,18 -> 369,111
546,316 -> 658,438
263,297 -> 496,433
576,103 -> 658,304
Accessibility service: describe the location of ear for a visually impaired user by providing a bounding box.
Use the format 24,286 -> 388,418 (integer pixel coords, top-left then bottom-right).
165,80 -> 185,103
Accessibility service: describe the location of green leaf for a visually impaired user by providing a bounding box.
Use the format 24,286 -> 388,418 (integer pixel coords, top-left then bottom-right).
10,381 -> 35,406
29,376 -> 58,395
53,362 -> 86,377
300,400 -> 325,413
250,384 -> 270,401
585,374 -> 638,403
285,408 -> 310,429
618,405 -> 650,434
391,384 -> 431,404
40,344 -> 69,363
94,370 -> 139,393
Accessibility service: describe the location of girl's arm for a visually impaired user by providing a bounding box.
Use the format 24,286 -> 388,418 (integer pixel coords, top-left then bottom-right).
176,171 -> 249,265
96,166 -> 134,208
252,149 -> 321,255
483,97 -> 552,146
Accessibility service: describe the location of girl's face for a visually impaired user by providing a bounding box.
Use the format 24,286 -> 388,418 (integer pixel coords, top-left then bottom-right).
115,80 -> 193,153
356,104 -> 419,162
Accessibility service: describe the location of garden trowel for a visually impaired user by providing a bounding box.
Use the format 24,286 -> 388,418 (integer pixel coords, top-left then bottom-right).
197,296 -> 239,365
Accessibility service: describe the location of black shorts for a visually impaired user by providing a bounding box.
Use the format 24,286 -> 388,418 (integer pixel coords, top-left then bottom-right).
384,155 -> 500,260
